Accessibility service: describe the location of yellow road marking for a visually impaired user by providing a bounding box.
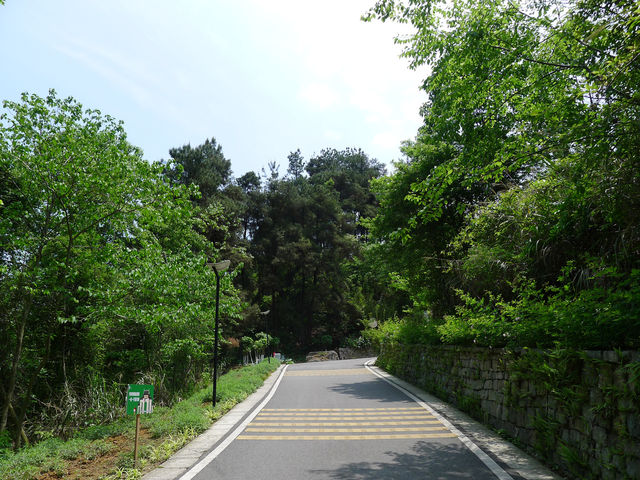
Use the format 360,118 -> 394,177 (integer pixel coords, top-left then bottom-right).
255,415 -> 434,420
250,421 -> 442,426
245,427 -> 448,433
285,369 -> 372,376
258,411 -> 432,417
262,407 -> 424,411
238,433 -> 458,440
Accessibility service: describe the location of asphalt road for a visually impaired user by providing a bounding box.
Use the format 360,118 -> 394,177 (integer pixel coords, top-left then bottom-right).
189,358 -> 508,479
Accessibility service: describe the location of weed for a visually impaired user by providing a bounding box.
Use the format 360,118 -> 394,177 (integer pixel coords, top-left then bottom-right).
101,466 -> 143,480
558,442 -> 588,477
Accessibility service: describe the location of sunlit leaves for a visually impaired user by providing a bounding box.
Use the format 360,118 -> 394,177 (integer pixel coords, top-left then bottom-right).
364,0 -> 640,347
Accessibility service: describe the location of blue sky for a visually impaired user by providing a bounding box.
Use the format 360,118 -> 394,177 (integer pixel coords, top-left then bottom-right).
0,1 -> 426,176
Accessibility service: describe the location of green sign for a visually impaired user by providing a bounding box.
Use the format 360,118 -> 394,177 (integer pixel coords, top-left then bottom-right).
127,384 -> 154,415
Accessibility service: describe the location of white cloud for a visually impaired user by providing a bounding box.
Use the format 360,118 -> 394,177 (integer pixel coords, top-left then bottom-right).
372,130 -> 404,150
324,130 -> 343,141
298,83 -> 340,111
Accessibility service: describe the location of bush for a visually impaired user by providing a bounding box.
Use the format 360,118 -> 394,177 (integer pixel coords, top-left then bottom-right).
365,316 -> 441,349
437,269 -> 640,349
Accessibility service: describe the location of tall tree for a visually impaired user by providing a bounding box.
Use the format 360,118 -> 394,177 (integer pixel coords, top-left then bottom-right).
0,92 -> 236,445
286,149 -> 306,180
364,0 -> 640,347
307,148 -> 385,238
247,148 -> 384,352
164,137 -> 231,206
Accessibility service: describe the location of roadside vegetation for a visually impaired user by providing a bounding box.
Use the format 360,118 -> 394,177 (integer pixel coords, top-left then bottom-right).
0,360 -> 279,480
1,0 -> 638,468
359,0 -> 639,351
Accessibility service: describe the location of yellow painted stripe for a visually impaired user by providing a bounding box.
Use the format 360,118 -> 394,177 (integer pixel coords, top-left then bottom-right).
285,369 -> 372,376
250,421 -> 443,426
255,415 -> 434,420
238,433 -> 458,441
258,411 -> 431,417
262,407 -> 424,411
245,427 -> 448,433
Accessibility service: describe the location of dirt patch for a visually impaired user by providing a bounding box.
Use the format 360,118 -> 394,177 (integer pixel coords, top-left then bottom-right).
37,429 -> 164,480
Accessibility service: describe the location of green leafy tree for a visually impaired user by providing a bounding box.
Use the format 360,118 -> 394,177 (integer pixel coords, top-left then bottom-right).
0,91 -> 238,446
307,148 -> 385,238
0,91 -> 186,444
286,149 -> 306,180
248,149 -> 383,352
364,0 -> 640,348
164,137 -> 231,205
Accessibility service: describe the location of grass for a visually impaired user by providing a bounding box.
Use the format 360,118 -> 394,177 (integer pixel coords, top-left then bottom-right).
0,360 -> 280,480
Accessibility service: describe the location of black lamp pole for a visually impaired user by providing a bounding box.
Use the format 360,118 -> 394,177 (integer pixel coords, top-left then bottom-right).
261,310 -> 271,363
209,260 -> 230,407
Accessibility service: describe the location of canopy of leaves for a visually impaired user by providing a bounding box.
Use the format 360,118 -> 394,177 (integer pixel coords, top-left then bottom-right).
0,91 -> 239,447
241,149 -> 384,352
363,0 -> 640,348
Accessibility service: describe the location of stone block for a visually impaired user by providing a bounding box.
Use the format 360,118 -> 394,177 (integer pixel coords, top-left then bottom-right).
612,454 -> 626,473
602,351 -> 619,363
585,350 -> 603,361
569,428 -> 582,443
487,390 -> 498,402
627,414 -> 640,439
626,458 -> 640,479
306,350 -> 339,362
600,468 -> 616,480
465,379 -> 480,390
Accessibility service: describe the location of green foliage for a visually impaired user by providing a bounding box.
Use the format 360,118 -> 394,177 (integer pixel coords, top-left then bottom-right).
0,91 -> 242,447
362,0 -> 640,350
0,436 -> 112,480
438,270 -> 640,348
364,316 -> 441,349
0,360 -> 279,479
247,148 -> 384,353
163,137 -> 231,206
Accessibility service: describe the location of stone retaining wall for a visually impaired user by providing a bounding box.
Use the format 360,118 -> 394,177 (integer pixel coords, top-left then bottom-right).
377,344 -> 640,480
337,347 -> 377,359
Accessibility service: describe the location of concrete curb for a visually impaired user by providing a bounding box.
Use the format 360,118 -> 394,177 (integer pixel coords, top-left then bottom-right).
142,364 -> 286,480
366,361 -> 565,480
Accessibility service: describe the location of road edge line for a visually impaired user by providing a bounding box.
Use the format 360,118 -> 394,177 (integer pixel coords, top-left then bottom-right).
178,364 -> 289,480
364,360 -> 513,480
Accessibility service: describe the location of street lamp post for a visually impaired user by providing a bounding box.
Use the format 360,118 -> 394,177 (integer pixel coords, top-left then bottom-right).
260,310 -> 270,363
208,260 -> 230,407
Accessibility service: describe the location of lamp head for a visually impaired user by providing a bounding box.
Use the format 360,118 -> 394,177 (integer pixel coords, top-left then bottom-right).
208,260 -> 231,272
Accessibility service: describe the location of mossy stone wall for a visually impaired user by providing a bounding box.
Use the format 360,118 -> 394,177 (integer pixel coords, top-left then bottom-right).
377,344 -> 640,480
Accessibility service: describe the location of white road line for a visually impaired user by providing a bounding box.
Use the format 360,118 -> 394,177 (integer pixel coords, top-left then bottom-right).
364,360 -> 514,480
178,364 -> 289,480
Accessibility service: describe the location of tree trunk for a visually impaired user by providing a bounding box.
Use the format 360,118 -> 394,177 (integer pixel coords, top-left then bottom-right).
1,290 -> 32,434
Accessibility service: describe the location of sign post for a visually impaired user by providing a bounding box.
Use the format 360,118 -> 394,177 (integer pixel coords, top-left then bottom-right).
127,385 -> 154,467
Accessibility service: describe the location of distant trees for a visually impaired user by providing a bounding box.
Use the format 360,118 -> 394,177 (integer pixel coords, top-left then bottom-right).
159,140 -> 386,353
240,148 -> 385,352
164,138 -> 231,205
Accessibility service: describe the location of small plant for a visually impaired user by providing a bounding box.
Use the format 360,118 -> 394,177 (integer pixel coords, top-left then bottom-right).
102,466 -> 143,480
